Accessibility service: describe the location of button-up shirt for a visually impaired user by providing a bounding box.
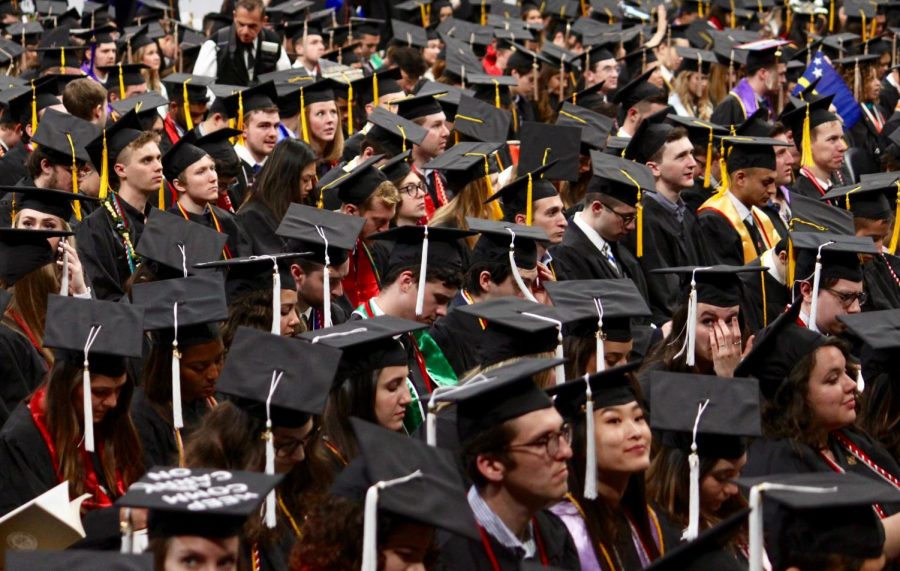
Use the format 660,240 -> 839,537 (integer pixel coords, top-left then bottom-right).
467,487 -> 536,558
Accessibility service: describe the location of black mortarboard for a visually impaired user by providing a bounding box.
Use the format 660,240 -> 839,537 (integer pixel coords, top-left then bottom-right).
547,362 -> 640,424
440,35 -> 484,81
220,81 -> 280,119
740,39 -> 785,72
437,18 -> 493,47
722,135 -> 791,172
391,19 -> 428,48
644,509 -> 750,571
0,79 -> 58,127
300,315 -> 426,377
652,264 -> 764,307
466,216 -> 546,269
396,92 -> 443,120
0,37 -> 24,67
348,67 -> 403,108
162,137 -> 208,182
780,95 -> 839,164
184,127 -> 243,164
34,25 -> 80,72
365,106 -> 428,156
467,72 -> 517,109
379,150 -> 413,183
135,209 -> 229,276
6,185 -> 99,222
611,69 -> 663,113
317,154 -> 389,206
70,24 -> 116,45
6,552 -> 153,571
675,46 -> 716,74
217,325 -> 341,424
623,109 -> 674,164
506,42 -> 553,71
275,203 -> 365,266
117,466 -> 282,539
161,73 -> 213,105
518,122 -> 580,182
6,21 -> 44,44
416,81 -> 474,122
394,0 -> 435,26
349,16 -> 384,37
787,193 -> 855,235
0,228 -> 71,285
109,91 -> 168,125
99,64 -> 148,99
85,109 -> 144,193
485,161 -> 558,223
439,357 -> 559,443
733,298 -> 827,398
119,24 -> 155,53
587,151 -> 655,207
821,178 -> 896,221
544,278 -> 652,343
453,94 -> 511,143
424,141 -> 504,191
193,253 -> 302,302
791,231 -> 876,283
556,102 -> 614,152
31,108 -> 99,165
734,107 -> 772,137
131,274 -> 228,331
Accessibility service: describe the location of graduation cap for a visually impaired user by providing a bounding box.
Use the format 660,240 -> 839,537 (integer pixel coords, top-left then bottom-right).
390,18 -> 428,48
135,209 -> 230,277
822,178 -> 897,222
349,16 -> 384,37
161,73 -> 213,110
425,140 -> 504,192
365,106 -> 428,157
517,122 -> 580,182
622,108 -> 675,164
395,92 -> 443,121
720,136 -> 791,192
317,153 -> 389,207
394,0 -> 435,27
465,216 -> 546,294
98,63 -> 148,99
161,137 -> 209,183
484,161 -> 558,224
0,36 -> 24,67
378,150 -> 414,183
416,81 -> 473,122
109,91 -> 168,127
70,23 -> 116,45
675,46 -> 716,75
779,94 -> 839,171
85,109 -> 145,199
453,94 -> 511,143
652,265 -> 766,365
544,278 -> 652,351
368,225 -> 477,316
506,41 -> 554,73
556,102 -> 614,152
440,35 -> 484,82
437,18 -> 493,47
5,551 -> 153,571
347,67 -> 403,108
331,418 -> 480,570
118,466 -> 283,537
786,193 -> 855,241
4,185 -> 99,223
0,228 -> 71,285
118,23 -> 155,56
737,471 -> 899,571
644,508 -> 749,571
545,362 -> 641,498
0,77 -> 59,131
586,151 -> 654,254
611,69 -> 663,113
467,72 -> 518,109
43,295 -> 144,451
300,315 -> 426,378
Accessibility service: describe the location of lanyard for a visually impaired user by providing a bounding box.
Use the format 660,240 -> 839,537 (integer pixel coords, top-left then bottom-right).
818,431 -> 896,519
861,103 -> 885,133
799,168 -> 829,197
175,203 -> 233,259
477,518 -> 548,571
461,290 -> 487,330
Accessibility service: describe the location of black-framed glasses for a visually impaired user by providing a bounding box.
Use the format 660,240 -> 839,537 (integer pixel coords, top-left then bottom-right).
604,204 -> 637,225
823,288 -> 867,308
273,425 -> 320,457
506,423 -> 573,458
398,181 -> 427,197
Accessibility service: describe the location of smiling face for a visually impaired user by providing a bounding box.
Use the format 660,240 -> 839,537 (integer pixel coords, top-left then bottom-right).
594,400 -> 651,474
806,345 -> 858,432
373,365 -> 412,432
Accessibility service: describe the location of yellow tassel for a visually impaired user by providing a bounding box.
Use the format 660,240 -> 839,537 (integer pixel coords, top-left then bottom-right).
526,173 -> 533,225
397,124 -> 407,153
703,128 -> 713,188
861,11 -> 868,43
787,238 -> 796,286
99,129 -> 109,199
419,3 -> 427,26
372,75 -> 379,107
66,133 -> 81,221
300,89 -> 310,143
159,177 -> 166,209
493,80 -> 501,109
481,0 -> 487,25
619,169 -> 643,257
729,0 -> 736,28
60,47 -> 65,69
760,272 -> 768,326
871,18 -> 878,44
890,183 -> 900,254
347,83 -> 354,135
182,77 -> 193,131
829,0 -> 834,31
118,62 -> 125,100
542,147 -> 551,166
237,91 -> 246,146
800,104 -> 815,168
785,1 -> 792,30
30,80 -> 37,136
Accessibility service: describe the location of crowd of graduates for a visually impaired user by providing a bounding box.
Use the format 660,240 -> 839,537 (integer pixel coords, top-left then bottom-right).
4,0 -> 900,569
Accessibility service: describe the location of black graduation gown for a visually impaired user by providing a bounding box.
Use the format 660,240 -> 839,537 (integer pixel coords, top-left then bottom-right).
0,143 -> 29,189
165,204 -> 252,260
681,178 -> 716,215
739,258 -> 790,333
0,323 -> 46,427
512,96 -> 538,134
709,95 -> 748,129
621,195 -> 706,323
235,200 -> 285,256
696,209 -> 749,267
75,197 -> 152,301
790,174 -> 829,200
549,222 -> 651,306
863,254 -> 900,311
130,388 -> 211,469
436,509 -> 582,570
0,403 -> 57,516
429,292 -> 487,377
846,103 -> 886,177
759,203 -> 788,239
240,532 -> 294,571
881,80 -> 899,116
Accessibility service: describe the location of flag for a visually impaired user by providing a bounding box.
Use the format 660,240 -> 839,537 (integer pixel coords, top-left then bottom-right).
791,50 -> 861,130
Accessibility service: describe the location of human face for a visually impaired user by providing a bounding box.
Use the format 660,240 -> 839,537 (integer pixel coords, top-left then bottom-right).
593,58 -> 620,93
299,162 -> 318,202
244,110 -> 279,162
141,42 -> 161,71
513,68 -> 536,99
295,259 -> 350,310
423,39 -> 441,66
595,401 -> 650,474
124,83 -> 148,99
700,455 -> 746,514
603,339 -> 633,369
865,69 -> 882,103
359,198 -> 397,237
373,365 -> 412,431
654,136 -> 697,191
694,304 -> 740,366
813,278 -> 864,334
279,289 -> 301,336
302,34 -> 325,65
307,101 -> 338,145
382,521 -> 434,571
410,279 -> 454,324
503,407 -> 572,507
856,218 -> 890,253
179,339 -> 225,402
688,72 -> 709,99
395,171 -> 427,222
179,155 -> 218,205
357,33 -> 380,60
806,345 -> 857,432
75,373 -> 127,424
485,269 -> 537,299
417,112 -> 449,159
118,142 -> 163,194
739,167 -> 777,208
532,195 -> 567,244
179,102 -> 208,132
596,200 -> 637,242
524,8 -> 543,24
15,208 -> 65,235
93,42 -> 117,67
233,6 -> 264,45
773,134 -> 795,186
163,535 -> 239,571
811,121 -> 848,173
272,419 -> 315,473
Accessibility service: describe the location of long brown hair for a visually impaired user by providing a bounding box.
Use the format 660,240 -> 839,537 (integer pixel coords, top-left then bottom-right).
43,357 -> 143,499
672,71 -> 713,120
4,263 -> 57,363
240,138 -> 318,219
431,177 -> 501,248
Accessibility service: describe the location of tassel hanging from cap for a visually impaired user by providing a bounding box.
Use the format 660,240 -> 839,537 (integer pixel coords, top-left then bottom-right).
829,0 -> 835,31
674,268 -> 704,367
347,82 -> 354,135
419,3 -> 428,26
171,302 -> 184,436
684,399 -> 710,541
889,183 -> 900,254
415,226 -> 429,316
800,104 -> 815,168
861,11 -> 868,43
158,177 -> 166,210
506,228 -> 538,302
809,241 -> 834,330
60,47 -> 65,69
65,133 -> 82,221
99,129 -> 109,199
182,77 -> 194,131
703,127 -> 713,188
30,80 -> 37,136
263,370 -> 285,529
120,508 -> 133,554
594,297 -> 605,373
493,79 -> 501,109
397,124 -> 408,153
82,324 -> 103,453
480,0 -> 487,25
60,237 -> 69,296
372,74 -> 380,107
316,226 -> 333,328
619,169 -> 643,257
718,139 -> 730,195
237,91 -> 247,146
362,472 -> 423,571
583,375 -> 597,499
118,63 -> 126,100
299,88 -> 310,144
729,0 -> 736,27
526,173 -> 534,225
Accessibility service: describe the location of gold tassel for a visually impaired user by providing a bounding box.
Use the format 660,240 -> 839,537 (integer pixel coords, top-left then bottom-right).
493,79 -> 501,109
182,77 -> 193,131
300,89 -> 310,143
800,104 -> 815,168
718,140 -> 729,195
66,134 -> 81,221
829,0 -> 835,31
526,173 -> 533,225
481,0 -> 487,25
861,11 -> 868,43
372,74 -> 379,107
118,62 -> 125,100
890,182 -> 900,254
871,17 -> 878,45
787,238 -> 796,286
760,272 -> 768,326
419,3 -> 428,26
237,91 -> 246,146
619,169 -> 643,257
158,177 -> 166,209
30,80 -> 37,136
60,47 -> 65,69
397,124 -> 408,153
99,129 -> 109,199
729,0 -> 736,28
703,127 -> 713,188
346,82 -> 354,135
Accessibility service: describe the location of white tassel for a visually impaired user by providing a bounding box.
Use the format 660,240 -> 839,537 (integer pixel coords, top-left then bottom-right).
748,485 -> 764,571
59,238 -> 69,296
506,228 -> 537,302
809,241 -> 833,331
857,369 -> 866,393
82,325 -> 102,453
522,311 -> 566,384
426,403 -> 438,447
271,258 -> 280,335
178,243 -> 188,278
362,471 -> 423,571
594,298 -> 605,373
685,273 -> 699,367
683,399 -> 710,541
120,508 -> 132,554
264,370 -> 285,529
583,374 -> 597,499
316,226 -> 332,328
415,226 -> 429,316
171,302 -> 183,430
427,377 -> 496,446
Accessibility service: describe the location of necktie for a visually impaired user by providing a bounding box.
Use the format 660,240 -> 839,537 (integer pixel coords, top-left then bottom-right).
601,243 -> 620,276
743,215 -> 765,255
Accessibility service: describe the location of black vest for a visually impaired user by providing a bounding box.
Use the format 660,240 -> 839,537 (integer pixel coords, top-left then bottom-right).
214,27 -> 282,86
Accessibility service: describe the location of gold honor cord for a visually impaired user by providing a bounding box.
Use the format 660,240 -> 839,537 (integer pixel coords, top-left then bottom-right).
65,133 -> 81,220
559,109 -> 587,123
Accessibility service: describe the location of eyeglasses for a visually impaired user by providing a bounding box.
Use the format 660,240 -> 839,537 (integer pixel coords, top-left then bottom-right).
823,288 -> 867,308
273,425 -> 320,457
398,181 -> 427,197
506,423 -> 573,458
603,203 -> 637,225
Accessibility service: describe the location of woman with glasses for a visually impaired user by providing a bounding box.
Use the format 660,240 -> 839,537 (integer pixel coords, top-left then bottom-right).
381,152 -> 427,227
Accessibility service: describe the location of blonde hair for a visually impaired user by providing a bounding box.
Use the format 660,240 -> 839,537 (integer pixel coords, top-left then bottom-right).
361,180 -> 401,210
131,43 -> 162,92
673,71 -> 713,120
430,177 -> 502,248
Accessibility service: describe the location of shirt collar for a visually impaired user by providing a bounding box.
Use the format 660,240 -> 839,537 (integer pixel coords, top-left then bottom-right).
573,210 -> 610,255
233,143 -> 266,169
646,189 -> 684,216
467,486 -> 536,558
761,248 -> 785,285
726,190 -> 752,221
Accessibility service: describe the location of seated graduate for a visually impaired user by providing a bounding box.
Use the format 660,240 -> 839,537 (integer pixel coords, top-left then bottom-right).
292,418 -> 480,571
380,150 -> 428,228
299,316 -> 428,468
6,551 -> 153,570
184,327 -> 342,571
130,274 -> 228,468
0,296 -> 144,519
434,358 -> 582,569
641,509 -> 749,571
117,466 -> 281,571
548,363 -> 679,571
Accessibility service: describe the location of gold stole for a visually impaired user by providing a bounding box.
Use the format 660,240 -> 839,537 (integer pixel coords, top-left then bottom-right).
698,193 -> 781,263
